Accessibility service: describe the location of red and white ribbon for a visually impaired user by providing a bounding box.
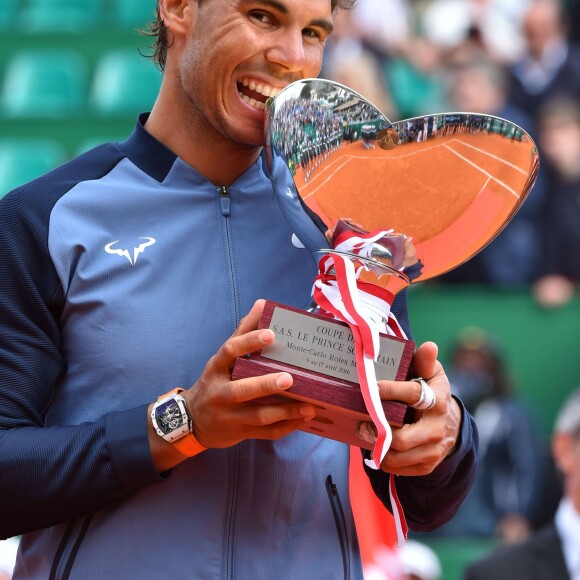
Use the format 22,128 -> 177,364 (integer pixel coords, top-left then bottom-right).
313,228 -> 409,545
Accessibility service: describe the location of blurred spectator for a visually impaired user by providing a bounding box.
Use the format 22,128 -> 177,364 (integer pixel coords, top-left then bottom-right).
362,540 -> 442,580
323,1 -> 449,120
398,540 -> 442,580
349,0 -> 412,56
568,0 -> 580,44
509,0 -> 580,120
418,0 -> 529,65
439,53 -> 546,285
321,7 -> 398,120
533,96 -> 580,308
464,387 -> 580,580
429,327 -> 544,542
323,1 -> 533,122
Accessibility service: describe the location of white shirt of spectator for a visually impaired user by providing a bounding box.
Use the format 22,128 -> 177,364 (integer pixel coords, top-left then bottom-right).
555,497 -> 580,580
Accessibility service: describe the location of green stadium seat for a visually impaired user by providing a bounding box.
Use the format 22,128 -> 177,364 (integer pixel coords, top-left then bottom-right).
0,138 -> 67,198
113,0 -> 157,29
0,0 -> 18,30
1,50 -> 89,118
18,0 -> 104,32
90,50 -> 161,116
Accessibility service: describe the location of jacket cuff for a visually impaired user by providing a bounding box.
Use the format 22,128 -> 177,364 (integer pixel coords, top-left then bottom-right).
106,403 -> 165,494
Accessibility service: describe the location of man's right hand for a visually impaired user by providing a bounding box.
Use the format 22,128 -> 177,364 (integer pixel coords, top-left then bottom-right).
148,300 -> 318,473
184,299 -> 317,449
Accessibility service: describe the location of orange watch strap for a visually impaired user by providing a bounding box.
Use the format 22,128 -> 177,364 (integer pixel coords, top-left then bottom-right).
173,433 -> 206,458
157,388 -> 206,458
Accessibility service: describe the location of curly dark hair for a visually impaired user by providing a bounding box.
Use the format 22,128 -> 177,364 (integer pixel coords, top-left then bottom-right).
143,0 -> 358,71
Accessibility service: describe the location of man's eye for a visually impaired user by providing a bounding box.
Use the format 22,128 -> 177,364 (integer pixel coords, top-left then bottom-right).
303,28 -> 322,40
250,11 -> 274,25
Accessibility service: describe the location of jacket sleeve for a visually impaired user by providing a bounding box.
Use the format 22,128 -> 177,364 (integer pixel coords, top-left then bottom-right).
0,185 -> 163,540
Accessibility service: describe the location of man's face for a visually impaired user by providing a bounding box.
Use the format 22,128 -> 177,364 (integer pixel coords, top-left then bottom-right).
539,115 -> 580,178
177,0 -> 334,146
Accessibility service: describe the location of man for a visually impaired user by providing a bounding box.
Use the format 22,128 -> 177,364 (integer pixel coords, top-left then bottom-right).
430,327 -> 543,543
532,97 -> 580,309
465,388 -> 580,580
509,0 -> 580,121
0,1 -> 478,578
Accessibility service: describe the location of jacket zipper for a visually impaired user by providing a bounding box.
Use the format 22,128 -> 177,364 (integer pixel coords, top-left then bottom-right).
219,184 -> 231,218
326,474 -> 350,580
218,185 -> 239,325
218,184 -> 241,580
49,515 -> 92,580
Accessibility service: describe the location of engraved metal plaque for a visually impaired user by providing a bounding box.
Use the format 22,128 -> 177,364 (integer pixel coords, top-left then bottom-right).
262,307 -> 405,383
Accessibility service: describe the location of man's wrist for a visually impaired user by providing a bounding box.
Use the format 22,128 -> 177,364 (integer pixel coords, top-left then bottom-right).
151,388 -> 206,458
446,396 -> 464,458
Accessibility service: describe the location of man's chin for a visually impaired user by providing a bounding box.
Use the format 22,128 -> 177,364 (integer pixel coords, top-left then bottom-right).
229,127 -> 266,149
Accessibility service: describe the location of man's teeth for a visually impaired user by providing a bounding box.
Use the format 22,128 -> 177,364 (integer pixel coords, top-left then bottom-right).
239,93 -> 267,111
240,78 -> 282,99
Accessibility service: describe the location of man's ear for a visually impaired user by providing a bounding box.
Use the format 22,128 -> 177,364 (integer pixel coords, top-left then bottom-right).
159,0 -> 194,36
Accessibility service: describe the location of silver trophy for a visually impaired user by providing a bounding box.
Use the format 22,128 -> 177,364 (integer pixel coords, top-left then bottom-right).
233,79 -> 539,449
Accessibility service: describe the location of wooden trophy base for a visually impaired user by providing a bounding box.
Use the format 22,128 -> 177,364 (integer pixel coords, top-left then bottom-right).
232,301 -> 415,449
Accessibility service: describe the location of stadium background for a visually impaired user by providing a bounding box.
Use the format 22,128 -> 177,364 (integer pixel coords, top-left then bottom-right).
1,1 -> 578,578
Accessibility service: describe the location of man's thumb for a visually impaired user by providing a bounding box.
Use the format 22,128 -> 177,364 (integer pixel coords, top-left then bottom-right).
411,341 -> 439,379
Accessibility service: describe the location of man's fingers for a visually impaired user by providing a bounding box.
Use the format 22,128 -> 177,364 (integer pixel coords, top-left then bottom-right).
382,421 -> 454,474
390,419 -> 449,453
212,327 -> 275,371
377,378 -> 425,406
380,444 -> 446,476
234,299 -> 266,337
210,299 -> 272,371
228,372 -> 293,403
236,400 -> 317,426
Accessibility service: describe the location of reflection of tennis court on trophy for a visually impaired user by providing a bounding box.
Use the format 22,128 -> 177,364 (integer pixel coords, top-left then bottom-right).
295,132 -> 535,278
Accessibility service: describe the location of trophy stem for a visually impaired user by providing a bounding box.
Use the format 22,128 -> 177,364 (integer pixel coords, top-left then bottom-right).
318,249 -> 411,295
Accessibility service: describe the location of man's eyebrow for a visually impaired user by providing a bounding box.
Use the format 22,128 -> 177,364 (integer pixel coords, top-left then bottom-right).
309,17 -> 334,35
241,0 -> 335,34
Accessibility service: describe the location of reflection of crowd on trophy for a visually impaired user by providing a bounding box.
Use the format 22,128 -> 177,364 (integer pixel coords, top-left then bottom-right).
387,113 -> 526,145
272,93 -> 384,180
271,97 -> 343,181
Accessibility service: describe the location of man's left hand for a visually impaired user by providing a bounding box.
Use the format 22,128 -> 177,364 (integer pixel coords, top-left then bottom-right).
377,341 -> 462,476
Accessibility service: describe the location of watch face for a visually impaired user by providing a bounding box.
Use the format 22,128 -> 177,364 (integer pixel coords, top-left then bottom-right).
155,399 -> 185,435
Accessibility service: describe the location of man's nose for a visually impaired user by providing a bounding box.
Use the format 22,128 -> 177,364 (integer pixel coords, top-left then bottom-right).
265,29 -> 307,72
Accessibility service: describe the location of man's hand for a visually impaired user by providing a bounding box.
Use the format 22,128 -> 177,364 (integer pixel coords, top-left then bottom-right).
376,341 -> 462,476
149,300 -> 317,472
184,300 -> 317,448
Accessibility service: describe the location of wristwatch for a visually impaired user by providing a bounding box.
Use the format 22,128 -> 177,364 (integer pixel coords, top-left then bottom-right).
151,388 -> 206,457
